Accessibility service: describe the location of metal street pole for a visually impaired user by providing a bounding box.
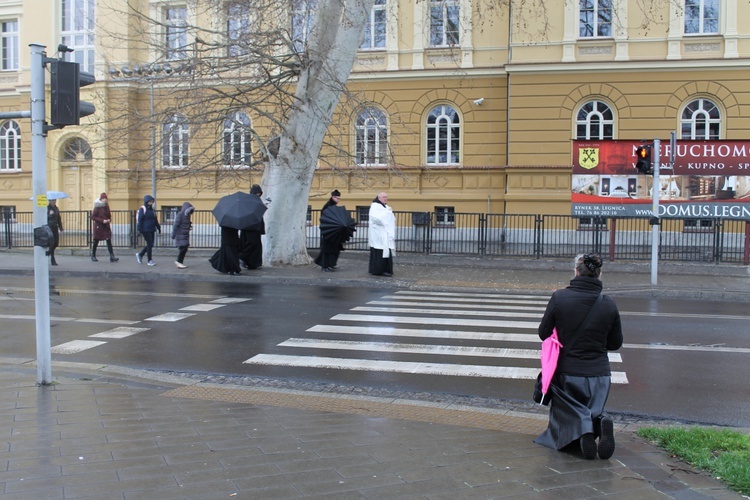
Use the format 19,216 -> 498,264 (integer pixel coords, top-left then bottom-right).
651,138 -> 661,286
30,43 -> 52,384
150,77 -> 156,200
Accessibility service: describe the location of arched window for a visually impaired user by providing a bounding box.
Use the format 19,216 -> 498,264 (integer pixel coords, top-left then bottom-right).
162,115 -> 189,168
355,107 -> 388,166
61,137 -> 92,162
223,112 -> 252,167
426,104 -> 460,165
681,98 -> 720,140
576,100 -> 614,140
0,120 -> 21,171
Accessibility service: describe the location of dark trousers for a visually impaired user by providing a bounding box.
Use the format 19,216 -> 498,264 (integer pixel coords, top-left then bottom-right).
177,245 -> 188,263
49,230 -> 59,262
138,232 -> 155,261
92,239 -> 114,256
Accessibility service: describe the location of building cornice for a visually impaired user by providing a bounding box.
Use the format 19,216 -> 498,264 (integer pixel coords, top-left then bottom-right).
505,58 -> 750,74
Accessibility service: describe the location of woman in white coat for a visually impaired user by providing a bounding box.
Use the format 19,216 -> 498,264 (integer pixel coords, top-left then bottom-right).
368,192 -> 396,276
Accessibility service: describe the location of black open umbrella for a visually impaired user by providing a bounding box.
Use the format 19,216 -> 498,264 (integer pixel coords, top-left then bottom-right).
320,205 -> 356,245
212,191 -> 267,230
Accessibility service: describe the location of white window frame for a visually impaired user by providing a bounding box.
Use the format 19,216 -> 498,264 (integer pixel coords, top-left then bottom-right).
355,107 -> 388,166
223,112 -> 252,168
292,0 -> 318,52
60,0 -> 95,73
0,120 -> 21,171
684,0 -> 719,35
165,6 -> 188,60
227,2 -> 251,56
429,0 -> 460,47
1,20 -> 19,71
681,98 -> 721,140
162,115 -> 189,168
426,104 -> 460,165
361,0 -> 386,50
576,100 -> 615,140
579,0 -> 612,38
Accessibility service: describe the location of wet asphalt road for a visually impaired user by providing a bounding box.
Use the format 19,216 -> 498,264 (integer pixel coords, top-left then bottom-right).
2,275 -> 749,428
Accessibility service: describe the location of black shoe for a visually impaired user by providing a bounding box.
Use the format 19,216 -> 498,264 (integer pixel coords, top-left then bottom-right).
382,272 -> 393,277
51,260 -> 58,266
91,256 -> 98,262
597,416 -> 615,459
580,433 -> 597,460
110,255 -> 119,262
323,267 -> 334,272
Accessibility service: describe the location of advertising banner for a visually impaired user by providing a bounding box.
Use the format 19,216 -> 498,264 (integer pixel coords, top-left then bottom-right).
571,140 -> 750,219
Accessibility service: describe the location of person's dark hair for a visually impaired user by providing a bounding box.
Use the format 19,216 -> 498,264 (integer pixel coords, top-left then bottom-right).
574,253 -> 603,278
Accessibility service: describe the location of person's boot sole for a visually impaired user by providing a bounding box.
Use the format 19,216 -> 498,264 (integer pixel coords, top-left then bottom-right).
580,433 -> 597,460
598,416 -> 615,459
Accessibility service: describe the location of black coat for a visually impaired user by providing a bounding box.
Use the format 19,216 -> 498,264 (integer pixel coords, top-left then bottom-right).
538,276 -> 623,377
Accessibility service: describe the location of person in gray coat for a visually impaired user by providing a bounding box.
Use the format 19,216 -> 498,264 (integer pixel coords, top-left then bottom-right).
171,202 -> 194,269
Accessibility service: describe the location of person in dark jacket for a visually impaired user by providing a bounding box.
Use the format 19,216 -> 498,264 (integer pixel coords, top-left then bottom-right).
533,253 -> 623,460
90,193 -> 119,262
239,184 -> 265,270
46,198 -> 63,266
171,202 -> 194,269
314,189 -> 342,272
136,195 -> 161,266
209,225 -> 242,275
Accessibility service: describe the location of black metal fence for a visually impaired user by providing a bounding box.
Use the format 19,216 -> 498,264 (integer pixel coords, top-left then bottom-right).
3,209 -> 749,264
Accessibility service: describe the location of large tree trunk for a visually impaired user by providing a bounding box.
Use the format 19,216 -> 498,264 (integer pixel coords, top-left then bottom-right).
262,0 -> 375,266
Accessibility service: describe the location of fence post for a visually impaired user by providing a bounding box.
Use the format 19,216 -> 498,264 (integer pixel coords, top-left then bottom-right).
714,220 -> 724,263
3,215 -> 10,248
744,221 -> 750,266
608,218 -> 617,261
534,215 -> 543,259
478,214 -> 487,256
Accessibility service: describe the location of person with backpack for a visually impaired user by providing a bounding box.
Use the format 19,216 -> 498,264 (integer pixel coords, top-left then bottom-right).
136,195 -> 161,266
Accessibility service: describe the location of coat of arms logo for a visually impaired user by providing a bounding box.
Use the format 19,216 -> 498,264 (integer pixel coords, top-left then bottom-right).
579,148 -> 599,170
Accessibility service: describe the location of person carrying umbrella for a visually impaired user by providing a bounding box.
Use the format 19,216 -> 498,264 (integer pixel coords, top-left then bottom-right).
46,198 -> 63,266
239,184 -> 265,270
533,253 -> 623,460
210,190 -> 266,275
315,189 -> 343,272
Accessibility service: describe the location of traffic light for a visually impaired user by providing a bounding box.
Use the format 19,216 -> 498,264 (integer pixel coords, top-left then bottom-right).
49,60 -> 96,127
635,144 -> 653,175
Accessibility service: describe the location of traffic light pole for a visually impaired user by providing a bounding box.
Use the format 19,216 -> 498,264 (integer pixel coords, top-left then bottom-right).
651,139 -> 661,286
30,43 -> 53,384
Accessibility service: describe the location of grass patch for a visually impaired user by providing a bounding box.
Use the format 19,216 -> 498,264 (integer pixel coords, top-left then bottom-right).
637,427 -> 750,495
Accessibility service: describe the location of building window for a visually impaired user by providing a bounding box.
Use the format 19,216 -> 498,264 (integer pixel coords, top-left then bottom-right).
62,137 -> 92,162
356,206 -> 369,224
292,0 -> 317,52
161,205 -> 181,223
0,121 -> 21,171
162,115 -> 189,168
361,0 -> 386,50
681,98 -> 720,140
576,100 -> 614,140
434,206 -> 455,226
1,20 -> 18,70
579,0 -> 612,38
355,107 -> 388,166
685,0 -> 719,34
61,0 -> 95,73
429,0 -> 459,47
426,104 -> 460,165
227,3 -> 251,56
223,112 -> 252,167
578,216 -> 608,230
0,205 -> 16,223
165,6 -> 188,60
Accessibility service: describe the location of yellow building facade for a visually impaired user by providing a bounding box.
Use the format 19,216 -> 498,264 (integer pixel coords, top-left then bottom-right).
1,0 -> 749,222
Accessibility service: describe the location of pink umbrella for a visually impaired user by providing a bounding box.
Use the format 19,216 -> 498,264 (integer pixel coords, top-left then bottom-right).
539,327 -> 563,404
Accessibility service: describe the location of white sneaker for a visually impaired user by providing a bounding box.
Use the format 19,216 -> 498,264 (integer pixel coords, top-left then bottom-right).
175,261 -> 187,269
147,260 -> 156,266
136,253 -> 142,264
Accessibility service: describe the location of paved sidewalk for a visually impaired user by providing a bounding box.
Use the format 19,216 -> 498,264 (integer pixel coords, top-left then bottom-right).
1,249 -> 749,498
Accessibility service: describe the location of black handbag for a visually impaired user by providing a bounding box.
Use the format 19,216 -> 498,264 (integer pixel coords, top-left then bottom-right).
533,294 -> 604,405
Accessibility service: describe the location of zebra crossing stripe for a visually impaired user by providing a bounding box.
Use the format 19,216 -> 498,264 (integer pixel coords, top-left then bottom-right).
333,313 -> 540,327
395,291 -> 546,300
278,338 -> 622,362
244,354 -> 629,383
381,295 -> 550,305
366,300 -> 546,312
307,324 -> 539,341
351,306 -> 543,319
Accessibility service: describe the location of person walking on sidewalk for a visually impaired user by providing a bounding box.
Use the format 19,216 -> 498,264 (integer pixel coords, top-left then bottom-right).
90,193 -> 119,262
136,195 -> 161,266
533,253 -> 623,460
239,184 -> 265,270
368,192 -> 396,277
315,189 -> 342,272
171,201 -> 194,269
46,198 -> 63,266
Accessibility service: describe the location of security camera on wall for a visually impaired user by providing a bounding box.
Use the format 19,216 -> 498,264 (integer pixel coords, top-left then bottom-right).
473,98 -> 485,106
